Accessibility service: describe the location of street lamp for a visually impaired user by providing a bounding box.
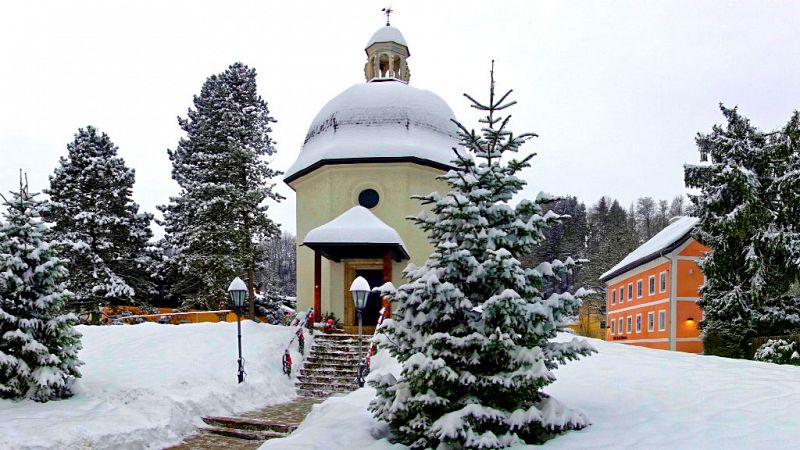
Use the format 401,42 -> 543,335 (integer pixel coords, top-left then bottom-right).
228,276 -> 248,383
350,276 -> 370,387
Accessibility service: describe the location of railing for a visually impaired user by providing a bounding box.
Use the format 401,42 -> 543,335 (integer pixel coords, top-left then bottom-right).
282,307 -> 314,377
357,307 -> 387,385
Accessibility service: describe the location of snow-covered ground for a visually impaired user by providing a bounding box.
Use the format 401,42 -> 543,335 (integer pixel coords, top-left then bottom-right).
0,321 -> 303,450
261,335 -> 800,450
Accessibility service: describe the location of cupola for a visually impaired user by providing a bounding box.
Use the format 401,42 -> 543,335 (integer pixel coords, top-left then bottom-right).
364,15 -> 410,83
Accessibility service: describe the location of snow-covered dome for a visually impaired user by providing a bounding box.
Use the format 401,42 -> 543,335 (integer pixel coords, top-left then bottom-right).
284,80 -> 460,183
366,25 -> 408,50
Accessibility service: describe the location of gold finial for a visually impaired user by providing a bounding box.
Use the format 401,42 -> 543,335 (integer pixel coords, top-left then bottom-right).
381,7 -> 393,26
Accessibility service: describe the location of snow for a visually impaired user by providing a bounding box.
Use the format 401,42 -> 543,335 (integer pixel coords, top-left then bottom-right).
0,321 -> 302,450
284,81 -> 460,182
228,276 -> 247,291
350,275 -> 371,293
366,25 -> 408,48
600,216 -> 699,281
260,335 -> 800,449
303,206 -> 407,249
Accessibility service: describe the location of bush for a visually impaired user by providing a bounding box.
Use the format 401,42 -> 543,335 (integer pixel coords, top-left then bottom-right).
702,328 -> 750,358
753,339 -> 800,365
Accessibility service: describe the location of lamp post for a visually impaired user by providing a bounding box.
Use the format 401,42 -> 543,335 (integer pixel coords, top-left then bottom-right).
228,277 -> 248,383
349,276 -> 370,387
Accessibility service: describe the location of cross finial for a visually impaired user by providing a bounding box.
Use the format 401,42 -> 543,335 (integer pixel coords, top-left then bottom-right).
381,7 -> 393,26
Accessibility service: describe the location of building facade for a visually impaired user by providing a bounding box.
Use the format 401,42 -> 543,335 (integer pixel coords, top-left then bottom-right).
284,24 -> 459,330
600,217 -> 707,353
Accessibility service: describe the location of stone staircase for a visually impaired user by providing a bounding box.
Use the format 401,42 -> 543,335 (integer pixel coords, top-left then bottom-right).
296,333 -> 371,398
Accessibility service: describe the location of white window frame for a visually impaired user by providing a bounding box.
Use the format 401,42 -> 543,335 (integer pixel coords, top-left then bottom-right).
619,287 -> 624,303
636,280 -> 643,298
648,311 -> 655,332
648,275 -> 656,295
610,319 -> 616,335
659,271 -> 667,293
636,314 -> 642,333
618,318 -> 624,335
658,309 -> 666,331
627,283 -> 633,300
627,315 -> 632,333
611,289 -> 616,305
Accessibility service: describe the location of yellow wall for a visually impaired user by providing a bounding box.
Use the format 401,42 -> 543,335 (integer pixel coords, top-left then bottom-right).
290,162 -> 448,321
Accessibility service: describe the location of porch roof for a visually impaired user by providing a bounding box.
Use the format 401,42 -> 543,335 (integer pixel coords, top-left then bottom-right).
302,206 -> 409,262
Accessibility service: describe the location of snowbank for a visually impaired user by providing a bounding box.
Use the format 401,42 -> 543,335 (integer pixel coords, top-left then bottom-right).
261,335 -> 800,449
0,321 -> 303,450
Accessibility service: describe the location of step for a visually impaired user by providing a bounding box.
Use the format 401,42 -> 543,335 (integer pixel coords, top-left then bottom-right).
297,375 -> 357,385
201,416 -> 297,433
296,380 -> 360,391
201,426 -> 288,441
312,343 -> 370,351
301,367 -> 358,376
296,388 -> 352,399
305,356 -> 362,365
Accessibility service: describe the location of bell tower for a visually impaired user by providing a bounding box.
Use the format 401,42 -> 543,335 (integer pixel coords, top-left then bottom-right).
364,9 -> 410,83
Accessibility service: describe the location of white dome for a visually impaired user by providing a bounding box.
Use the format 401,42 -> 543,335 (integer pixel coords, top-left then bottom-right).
366,25 -> 408,49
284,81 -> 461,182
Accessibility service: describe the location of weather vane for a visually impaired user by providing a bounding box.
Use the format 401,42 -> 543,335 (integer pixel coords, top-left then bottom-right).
382,7 -> 393,26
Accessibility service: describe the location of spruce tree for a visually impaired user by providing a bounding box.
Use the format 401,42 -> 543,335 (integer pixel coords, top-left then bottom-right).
0,177 -> 82,401
370,66 -> 594,449
685,106 -> 800,358
45,126 -> 154,315
160,62 -> 282,312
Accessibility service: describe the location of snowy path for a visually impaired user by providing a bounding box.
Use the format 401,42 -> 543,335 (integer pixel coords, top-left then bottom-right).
0,322 -> 302,450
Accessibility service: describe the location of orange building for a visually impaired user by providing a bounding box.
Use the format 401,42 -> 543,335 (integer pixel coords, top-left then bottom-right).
599,217 -> 707,353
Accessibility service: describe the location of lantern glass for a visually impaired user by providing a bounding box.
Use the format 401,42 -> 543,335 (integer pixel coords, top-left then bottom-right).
351,290 -> 368,310
227,277 -> 248,309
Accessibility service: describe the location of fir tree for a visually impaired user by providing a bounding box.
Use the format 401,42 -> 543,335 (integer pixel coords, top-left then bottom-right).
0,176 -> 82,401
370,66 -> 594,449
44,126 -> 153,316
685,106 -> 800,358
160,62 -> 283,313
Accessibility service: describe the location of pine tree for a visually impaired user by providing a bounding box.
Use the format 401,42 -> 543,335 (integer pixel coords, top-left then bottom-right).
44,126 -> 153,316
370,66 -> 594,449
0,176 -> 82,401
160,62 -> 283,312
685,106 -> 800,358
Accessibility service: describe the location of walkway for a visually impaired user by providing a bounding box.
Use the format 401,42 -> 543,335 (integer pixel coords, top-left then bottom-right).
166,397 -> 321,449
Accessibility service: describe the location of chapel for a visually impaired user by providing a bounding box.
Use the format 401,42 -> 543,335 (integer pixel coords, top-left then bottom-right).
284,20 -> 460,331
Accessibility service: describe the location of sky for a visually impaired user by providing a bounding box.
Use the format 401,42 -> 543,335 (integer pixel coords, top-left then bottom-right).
1,0 -> 799,238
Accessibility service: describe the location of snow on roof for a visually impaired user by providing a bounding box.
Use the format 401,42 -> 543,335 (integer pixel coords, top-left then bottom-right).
366,25 -> 408,48
284,81 -> 461,182
303,206 -> 407,249
600,216 -> 699,282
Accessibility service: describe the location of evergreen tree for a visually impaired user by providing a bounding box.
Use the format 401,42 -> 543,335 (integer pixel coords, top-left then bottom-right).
685,106 -> 800,358
44,126 -> 153,316
370,66 -> 594,448
160,62 -> 283,312
0,177 -> 82,401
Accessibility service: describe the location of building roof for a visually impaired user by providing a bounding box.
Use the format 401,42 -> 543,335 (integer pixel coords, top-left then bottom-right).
284,80 -> 461,183
600,216 -> 700,282
366,25 -> 408,49
302,206 -> 409,262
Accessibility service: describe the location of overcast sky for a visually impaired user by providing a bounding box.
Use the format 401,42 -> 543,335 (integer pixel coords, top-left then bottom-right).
2,0 -> 799,238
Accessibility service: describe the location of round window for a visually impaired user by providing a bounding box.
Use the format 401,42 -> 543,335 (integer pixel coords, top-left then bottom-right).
358,189 -> 380,209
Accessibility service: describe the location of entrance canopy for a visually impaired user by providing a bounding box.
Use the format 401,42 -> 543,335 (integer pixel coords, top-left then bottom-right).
302,206 -> 409,262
